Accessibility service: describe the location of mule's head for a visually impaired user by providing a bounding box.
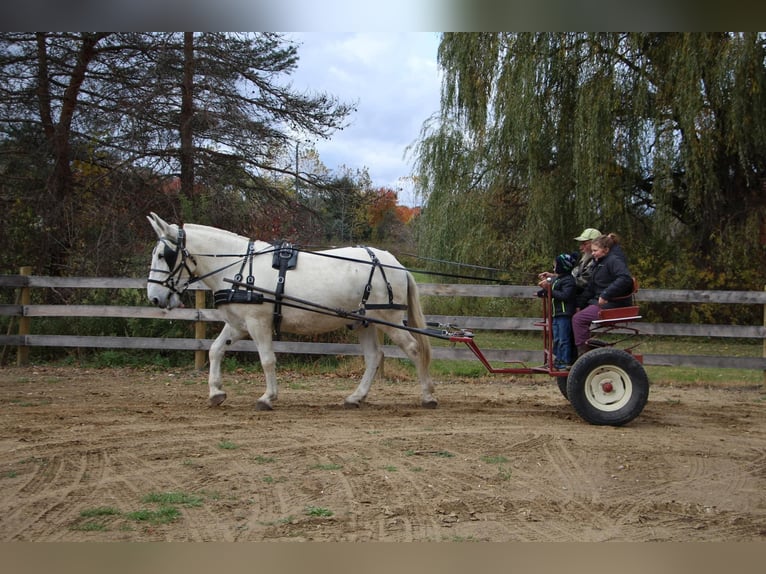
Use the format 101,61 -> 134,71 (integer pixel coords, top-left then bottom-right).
146,212 -> 193,309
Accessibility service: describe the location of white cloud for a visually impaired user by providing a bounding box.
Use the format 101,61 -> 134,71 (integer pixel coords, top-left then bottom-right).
287,32 -> 442,206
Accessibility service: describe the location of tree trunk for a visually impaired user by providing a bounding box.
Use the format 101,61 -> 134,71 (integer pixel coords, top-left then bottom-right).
37,32 -> 108,272
180,32 -> 195,209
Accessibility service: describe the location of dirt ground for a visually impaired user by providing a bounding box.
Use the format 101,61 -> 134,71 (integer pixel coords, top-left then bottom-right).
0,363 -> 764,542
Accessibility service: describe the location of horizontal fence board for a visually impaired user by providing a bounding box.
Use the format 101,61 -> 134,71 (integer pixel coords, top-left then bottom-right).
3,275 -> 766,304
2,305 -> 762,339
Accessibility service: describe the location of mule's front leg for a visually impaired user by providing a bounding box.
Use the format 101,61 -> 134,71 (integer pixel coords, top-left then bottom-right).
207,324 -> 244,406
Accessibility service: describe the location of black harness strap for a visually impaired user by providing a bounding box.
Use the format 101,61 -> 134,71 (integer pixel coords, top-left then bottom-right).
359,246 -> 407,315
272,241 -> 298,340
219,241 -> 260,305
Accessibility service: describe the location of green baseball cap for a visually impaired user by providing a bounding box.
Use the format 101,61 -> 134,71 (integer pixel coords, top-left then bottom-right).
574,228 -> 601,241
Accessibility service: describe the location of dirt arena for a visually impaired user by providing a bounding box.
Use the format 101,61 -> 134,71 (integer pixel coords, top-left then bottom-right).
0,364 -> 764,542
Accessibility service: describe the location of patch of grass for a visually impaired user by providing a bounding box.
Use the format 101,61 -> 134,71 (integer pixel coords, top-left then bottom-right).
497,467 -> 512,481
218,440 -> 239,450
305,506 -> 333,517
311,463 -> 343,471
481,455 -> 509,464
253,455 -> 276,464
2,470 -> 18,479
382,465 -> 398,472
125,506 -> 181,525
70,506 -> 122,532
645,365 -> 763,386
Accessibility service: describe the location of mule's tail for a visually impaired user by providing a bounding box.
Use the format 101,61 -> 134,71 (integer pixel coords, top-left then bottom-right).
406,272 -> 432,366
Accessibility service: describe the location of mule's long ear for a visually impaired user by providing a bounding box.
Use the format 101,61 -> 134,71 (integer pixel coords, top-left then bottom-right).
147,212 -> 178,240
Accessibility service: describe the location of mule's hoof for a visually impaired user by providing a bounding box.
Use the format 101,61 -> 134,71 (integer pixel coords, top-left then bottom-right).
421,399 -> 438,409
255,400 -> 273,411
209,393 -> 227,407
343,400 -> 361,409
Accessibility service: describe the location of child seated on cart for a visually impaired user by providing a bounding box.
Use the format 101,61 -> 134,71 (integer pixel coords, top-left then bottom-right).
537,252 -> 579,369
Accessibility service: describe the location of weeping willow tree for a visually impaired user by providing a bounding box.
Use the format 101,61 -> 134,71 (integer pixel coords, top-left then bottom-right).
413,33 -> 766,290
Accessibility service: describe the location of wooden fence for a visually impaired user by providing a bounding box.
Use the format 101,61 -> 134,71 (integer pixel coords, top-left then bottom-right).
2,269 -> 766,371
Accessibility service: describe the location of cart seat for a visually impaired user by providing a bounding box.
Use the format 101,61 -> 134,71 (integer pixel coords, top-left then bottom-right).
592,305 -> 641,326
591,277 -> 640,326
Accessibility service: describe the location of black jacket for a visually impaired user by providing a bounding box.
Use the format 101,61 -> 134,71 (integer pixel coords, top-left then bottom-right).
577,250 -> 634,309
537,273 -> 577,317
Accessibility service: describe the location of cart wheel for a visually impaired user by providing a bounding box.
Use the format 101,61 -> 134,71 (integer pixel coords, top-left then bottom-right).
556,376 -> 568,399
566,348 -> 649,426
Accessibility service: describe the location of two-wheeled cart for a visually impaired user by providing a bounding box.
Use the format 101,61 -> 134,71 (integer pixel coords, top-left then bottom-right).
426,284 -> 649,426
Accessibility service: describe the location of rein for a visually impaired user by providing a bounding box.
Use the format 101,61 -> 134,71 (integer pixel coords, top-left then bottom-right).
150,232 -> 511,304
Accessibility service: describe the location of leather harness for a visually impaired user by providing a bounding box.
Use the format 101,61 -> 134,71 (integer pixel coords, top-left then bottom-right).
213,244 -> 405,340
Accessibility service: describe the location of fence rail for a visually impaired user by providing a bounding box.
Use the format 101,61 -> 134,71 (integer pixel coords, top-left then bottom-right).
2,272 -> 765,370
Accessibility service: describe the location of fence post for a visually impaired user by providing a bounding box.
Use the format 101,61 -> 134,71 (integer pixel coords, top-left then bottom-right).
195,289 -> 207,370
17,266 -> 32,366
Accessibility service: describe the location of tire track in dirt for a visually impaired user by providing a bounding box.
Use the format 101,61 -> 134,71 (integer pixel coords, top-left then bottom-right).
1,368 -> 765,541
2,447 -> 115,540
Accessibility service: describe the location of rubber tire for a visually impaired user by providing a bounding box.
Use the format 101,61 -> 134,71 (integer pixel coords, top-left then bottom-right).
566,347 -> 649,426
556,376 -> 568,399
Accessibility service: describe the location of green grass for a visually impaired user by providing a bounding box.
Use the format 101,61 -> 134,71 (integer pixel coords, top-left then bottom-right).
481,455 -> 509,464
79,506 -> 121,518
69,492 -> 206,532
125,506 -> 181,525
305,506 -> 333,517
311,463 -> 343,471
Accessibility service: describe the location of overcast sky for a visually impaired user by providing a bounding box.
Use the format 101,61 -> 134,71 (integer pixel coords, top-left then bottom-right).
285,32 -> 442,206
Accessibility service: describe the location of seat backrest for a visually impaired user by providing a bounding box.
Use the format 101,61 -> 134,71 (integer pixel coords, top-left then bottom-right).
611,276 -> 639,303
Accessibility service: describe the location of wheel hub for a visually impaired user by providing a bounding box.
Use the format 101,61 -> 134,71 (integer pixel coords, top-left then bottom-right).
602,381 -> 614,393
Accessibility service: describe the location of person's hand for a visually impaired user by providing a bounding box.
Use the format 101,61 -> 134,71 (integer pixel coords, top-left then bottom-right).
598,296 -> 607,306
538,277 -> 552,289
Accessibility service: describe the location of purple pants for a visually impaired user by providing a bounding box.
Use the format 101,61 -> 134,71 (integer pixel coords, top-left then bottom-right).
571,304 -> 601,345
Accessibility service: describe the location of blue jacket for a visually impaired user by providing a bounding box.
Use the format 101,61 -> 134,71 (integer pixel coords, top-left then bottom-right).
578,250 -> 634,309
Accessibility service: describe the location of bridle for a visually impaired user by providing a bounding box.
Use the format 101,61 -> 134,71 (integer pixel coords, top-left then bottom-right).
147,229 -> 198,297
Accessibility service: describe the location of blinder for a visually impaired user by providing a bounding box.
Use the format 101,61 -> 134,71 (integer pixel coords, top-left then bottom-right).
163,240 -> 179,270
148,229 -> 196,297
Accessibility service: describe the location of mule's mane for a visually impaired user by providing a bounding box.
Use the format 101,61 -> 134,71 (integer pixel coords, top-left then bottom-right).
183,223 -> 248,241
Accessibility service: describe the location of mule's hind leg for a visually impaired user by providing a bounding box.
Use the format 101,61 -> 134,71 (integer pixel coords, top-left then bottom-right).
208,323 -> 245,406
344,326 -> 384,408
381,325 -> 437,408
245,316 -> 279,411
